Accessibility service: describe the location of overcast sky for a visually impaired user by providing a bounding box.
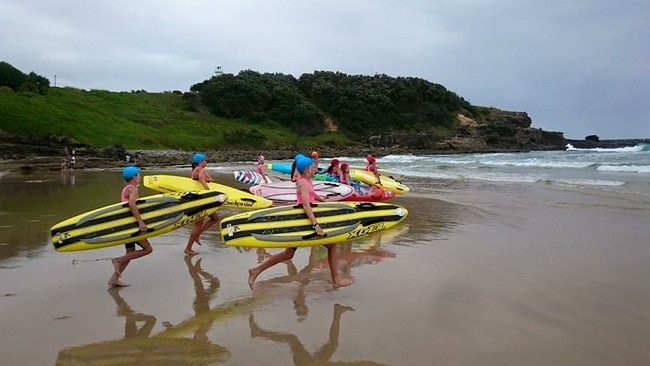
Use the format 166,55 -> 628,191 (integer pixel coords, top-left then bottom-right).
1,0 -> 648,139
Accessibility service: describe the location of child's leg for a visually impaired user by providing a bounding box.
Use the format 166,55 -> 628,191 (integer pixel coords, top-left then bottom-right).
185,220 -> 204,254
248,248 -> 297,290
325,244 -> 353,288
109,241 -> 153,286
197,213 -> 220,237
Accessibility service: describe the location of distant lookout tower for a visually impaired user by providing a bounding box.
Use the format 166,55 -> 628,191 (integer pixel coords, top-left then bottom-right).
215,65 -> 223,77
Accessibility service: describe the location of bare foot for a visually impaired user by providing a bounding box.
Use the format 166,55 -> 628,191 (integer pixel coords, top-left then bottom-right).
108,279 -> 129,287
184,249 -> 198,255
334,303 -> 355,313
248,268 -> 260,290
332,277 -> 354,289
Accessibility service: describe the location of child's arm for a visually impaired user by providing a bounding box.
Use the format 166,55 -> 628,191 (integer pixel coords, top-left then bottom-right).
297,181 -> 324,236
198,169 -> 211,190
127,186 -> 147,231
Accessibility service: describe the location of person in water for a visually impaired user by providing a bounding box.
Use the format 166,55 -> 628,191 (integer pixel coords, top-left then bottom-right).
254,155 -> 270,183
108,166 -> 153,287
365,154 -> 382,186
185,153 -> 220,255
248,155 -> 354,290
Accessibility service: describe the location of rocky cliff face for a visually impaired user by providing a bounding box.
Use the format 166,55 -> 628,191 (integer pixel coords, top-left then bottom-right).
565,138 -> 650,149
0,111 -> 571,173
368,111 -> 566,152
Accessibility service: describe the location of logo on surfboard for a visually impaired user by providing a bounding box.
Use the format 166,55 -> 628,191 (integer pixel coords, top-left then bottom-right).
346,222 -> 385,239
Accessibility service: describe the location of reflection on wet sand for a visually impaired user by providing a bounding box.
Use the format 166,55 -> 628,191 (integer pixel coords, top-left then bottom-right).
184,255 -> 220,342
56,256 -> 230,365
249,304 -> 387,366
253,228 -> 401,323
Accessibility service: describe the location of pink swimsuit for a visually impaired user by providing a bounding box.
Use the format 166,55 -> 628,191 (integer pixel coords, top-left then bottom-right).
120,184 -> 138,202
296,177 -> 315,204
255,163 -> 264,175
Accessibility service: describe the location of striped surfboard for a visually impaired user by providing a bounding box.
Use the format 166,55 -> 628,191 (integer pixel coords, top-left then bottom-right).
50,190 -> 226,252
220,202 -> 408,248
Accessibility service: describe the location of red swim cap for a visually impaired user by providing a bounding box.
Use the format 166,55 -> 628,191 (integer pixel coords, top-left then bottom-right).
331,158 -> 339,165
340,163 -> 349,172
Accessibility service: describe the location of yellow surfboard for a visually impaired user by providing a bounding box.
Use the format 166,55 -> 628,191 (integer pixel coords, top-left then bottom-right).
349,169 -> 410,194
50,190 -> 226,252
143,175 -> 273,210
220,202 -> 408,248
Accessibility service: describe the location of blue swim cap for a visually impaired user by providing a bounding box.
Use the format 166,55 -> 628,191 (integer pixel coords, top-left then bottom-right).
294,153 -> 306,162
191,153 -> 206,164
122,166 -> 140,180
296,156 -> 313,173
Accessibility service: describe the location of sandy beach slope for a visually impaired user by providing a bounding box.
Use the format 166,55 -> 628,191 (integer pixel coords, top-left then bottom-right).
1,169 -> 650,365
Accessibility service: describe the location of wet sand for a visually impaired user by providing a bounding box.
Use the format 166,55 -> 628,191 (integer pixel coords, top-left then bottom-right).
1,170 -> 650,365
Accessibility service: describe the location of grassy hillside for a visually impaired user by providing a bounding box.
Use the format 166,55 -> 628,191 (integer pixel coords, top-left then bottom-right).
0,87 -> 352,150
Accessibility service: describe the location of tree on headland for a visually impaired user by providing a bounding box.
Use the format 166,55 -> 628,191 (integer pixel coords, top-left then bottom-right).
0,61 -> 50,95
190,69 -> 477,141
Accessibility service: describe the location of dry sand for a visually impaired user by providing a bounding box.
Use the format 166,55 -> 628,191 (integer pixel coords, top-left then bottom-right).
1,170 -> 650,365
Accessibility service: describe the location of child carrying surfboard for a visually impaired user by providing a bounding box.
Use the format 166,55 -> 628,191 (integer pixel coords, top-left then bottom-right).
365,154 -> 382,186
108,166 -> 153,287
247,155 -> 354,290
185,153 -> 220,255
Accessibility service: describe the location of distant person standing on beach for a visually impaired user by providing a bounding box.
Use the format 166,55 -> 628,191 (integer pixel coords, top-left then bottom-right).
248,155 -> 354,290
69,151 -> 76,171
365,154 -> 382,186
311,150 -> 319,170
326,158 -> 341,181
61,147 -> 70,171
339,163 -> 351,185
108,166 -> 153,287
185,153 -> 220,255
255,155 -> 270,183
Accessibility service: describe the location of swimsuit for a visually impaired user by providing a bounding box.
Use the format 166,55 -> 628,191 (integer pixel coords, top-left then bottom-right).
121,184 -> 141,250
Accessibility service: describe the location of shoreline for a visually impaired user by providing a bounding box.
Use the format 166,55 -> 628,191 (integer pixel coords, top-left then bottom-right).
2,137 -> 648,174
0,146 -> 551,174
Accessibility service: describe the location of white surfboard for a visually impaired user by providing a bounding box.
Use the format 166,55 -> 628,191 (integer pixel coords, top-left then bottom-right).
233,170 -> 273,185
249,181 -> 354,204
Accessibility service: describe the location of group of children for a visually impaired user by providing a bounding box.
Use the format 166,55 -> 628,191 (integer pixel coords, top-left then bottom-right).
109,151 -> 383,289
61,147 -> 76,172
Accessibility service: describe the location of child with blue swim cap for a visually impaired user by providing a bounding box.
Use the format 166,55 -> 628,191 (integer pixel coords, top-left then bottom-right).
290,153 -> 307,182
248,154 -> 354,290
108,165 -> 153,287
185,152 -> 220,255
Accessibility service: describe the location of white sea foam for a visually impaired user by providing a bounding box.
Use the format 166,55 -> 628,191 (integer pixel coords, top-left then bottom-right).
479,159 -> 595,169
379,154 -> 423,163
555,179 -> 625,187
566,144 -> 645,153
597,165 -> 650,173
240,147 -> 650,196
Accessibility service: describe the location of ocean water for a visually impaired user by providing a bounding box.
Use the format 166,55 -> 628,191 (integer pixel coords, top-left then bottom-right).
329,143 -> 650,199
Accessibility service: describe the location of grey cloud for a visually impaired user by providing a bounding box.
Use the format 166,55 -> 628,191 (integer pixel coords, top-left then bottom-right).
1,0 -> 648,138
